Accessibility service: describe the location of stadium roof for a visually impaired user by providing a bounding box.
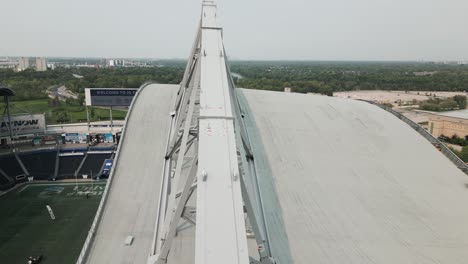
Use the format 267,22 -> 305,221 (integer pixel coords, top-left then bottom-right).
238,88 -> 468,263
83,84 -> 178,263
82,85 -> 468,263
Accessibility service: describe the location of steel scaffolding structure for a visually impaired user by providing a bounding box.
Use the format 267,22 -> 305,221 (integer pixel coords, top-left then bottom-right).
148,1 -> 275,264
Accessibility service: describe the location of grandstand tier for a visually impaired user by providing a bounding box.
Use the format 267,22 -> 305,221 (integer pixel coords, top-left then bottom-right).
0,154 -> 24,180
0,149 -> 113,185
58,155 -> 85,178
79,153 -> 112,177
0,170 -> 13,189
20,150 -> 57,180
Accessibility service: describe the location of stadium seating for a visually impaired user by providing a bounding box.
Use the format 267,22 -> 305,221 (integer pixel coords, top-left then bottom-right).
0,148 -> 114,190
58,155 -> 85,178
0,175 -> 9,185
20,150 -> 57,180
0,173 -> 13,190
0,154 -> 24,180
79,153 -> 112,177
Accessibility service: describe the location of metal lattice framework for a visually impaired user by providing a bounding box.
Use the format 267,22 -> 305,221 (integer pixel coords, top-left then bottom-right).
148,1 -> 275,264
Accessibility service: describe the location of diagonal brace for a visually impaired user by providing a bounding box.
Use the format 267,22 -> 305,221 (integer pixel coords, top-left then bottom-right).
152,157 -> 199,264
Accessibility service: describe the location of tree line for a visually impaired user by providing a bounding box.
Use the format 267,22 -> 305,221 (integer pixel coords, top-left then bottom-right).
230,61 -> 468,95
0,66 -> 184,101
420,95 -> 467,111
2,61 -> 468,101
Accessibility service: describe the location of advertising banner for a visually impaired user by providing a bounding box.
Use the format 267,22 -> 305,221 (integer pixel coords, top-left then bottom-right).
42,134 -> 58,145
0,114 -> 46,137
64,133 -> 87,144
104,133 -> 114,143
85,88 -> 138,106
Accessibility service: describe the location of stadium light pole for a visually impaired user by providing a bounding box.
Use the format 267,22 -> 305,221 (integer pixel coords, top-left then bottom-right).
4,94 -> 13,142
0,85 -> 15,148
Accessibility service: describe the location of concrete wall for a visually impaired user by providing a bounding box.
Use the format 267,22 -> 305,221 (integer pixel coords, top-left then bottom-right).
429,115 -> 468,138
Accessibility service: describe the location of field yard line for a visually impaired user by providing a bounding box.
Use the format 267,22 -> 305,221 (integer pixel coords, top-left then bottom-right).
1,181 -> 107,196
26,182 -> 106,187
0,182 -> 28,197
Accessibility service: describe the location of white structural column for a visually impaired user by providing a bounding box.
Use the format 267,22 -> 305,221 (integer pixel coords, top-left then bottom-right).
196,1 -> 249,264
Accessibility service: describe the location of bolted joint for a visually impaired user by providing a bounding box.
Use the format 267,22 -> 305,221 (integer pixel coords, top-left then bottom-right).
201,169 -> 208,181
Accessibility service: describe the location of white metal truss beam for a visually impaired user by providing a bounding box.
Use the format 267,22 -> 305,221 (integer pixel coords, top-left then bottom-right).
155,156 -> 199,263
148,1 -> 276,264
150,54 -> 202,260
149,50 -> 201,262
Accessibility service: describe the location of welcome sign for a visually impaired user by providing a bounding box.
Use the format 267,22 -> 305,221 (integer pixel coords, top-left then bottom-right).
85,88 -> 138,106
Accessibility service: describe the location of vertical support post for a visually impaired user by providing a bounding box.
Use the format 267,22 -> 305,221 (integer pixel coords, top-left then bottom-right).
86,105 -> 90,132
4,96 -> 13,147
110,106 -> 113,133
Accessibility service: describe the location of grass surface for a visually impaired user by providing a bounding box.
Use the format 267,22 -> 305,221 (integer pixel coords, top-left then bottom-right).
1,99 -> 127,124
0,183 -> 105,264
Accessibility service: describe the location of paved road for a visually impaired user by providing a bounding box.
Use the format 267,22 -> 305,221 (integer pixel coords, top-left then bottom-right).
47,85 -> 78,100
85,84 -> 177,264
239,89 -> 468,264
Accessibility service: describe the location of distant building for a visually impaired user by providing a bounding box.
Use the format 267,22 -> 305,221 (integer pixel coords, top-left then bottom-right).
16,57 -> 30,71
0,57 -> 17,69
414,71 -> 437,76
106,59 -> 125,67
284,87 -> 292,93
124,60 -> 148,67
428,110 -> 468,139
36,57 -> 47,71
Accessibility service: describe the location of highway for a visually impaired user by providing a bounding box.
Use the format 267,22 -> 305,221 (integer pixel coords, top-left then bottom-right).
47,85 -> 78,100
83,83 -> 177,263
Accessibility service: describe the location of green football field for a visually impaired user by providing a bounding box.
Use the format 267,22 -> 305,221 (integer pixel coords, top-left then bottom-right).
0,182 -> 105,264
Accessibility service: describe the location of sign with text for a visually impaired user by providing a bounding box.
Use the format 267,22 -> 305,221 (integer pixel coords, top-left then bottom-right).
63,133 -> 87,144
0,114 -> 46,137
85,88 -> 138,106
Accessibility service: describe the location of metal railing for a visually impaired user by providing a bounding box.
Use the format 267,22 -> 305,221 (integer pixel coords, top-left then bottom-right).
364,100 -> 468,175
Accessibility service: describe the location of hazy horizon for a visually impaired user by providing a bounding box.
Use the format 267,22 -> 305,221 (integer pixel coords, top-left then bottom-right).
3,56 -> 458,64
1,0 -> 467,61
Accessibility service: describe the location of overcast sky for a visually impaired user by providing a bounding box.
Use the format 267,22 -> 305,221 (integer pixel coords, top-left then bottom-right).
1,0 -> 467,61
